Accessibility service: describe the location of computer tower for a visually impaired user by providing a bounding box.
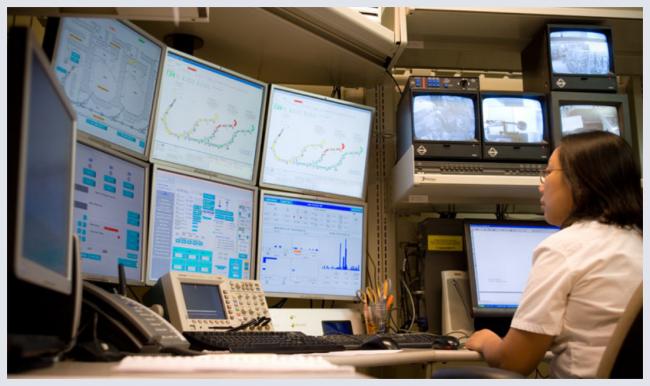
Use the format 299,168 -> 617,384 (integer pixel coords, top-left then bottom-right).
441,270 -> 473,338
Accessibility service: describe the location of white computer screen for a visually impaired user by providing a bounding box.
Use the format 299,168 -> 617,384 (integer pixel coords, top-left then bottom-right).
260,87 -> 373,199
549,30 -> 610,75
73,142 -> 147,283
151,49 -> 266,182
147,168 -> 255,284
52,18 -> 162,156
257,192 -> 365,300
482,97 -> 545,143
560,104 -> 620,136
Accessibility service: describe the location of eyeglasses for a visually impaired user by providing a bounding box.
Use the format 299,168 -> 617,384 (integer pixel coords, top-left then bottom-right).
539,168 -> 563,183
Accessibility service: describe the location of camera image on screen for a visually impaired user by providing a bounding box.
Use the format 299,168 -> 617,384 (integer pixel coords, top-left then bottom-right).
413,95 -> 476,141
482,97 -> 544,143
550,30 -> 610,75
560,105 -> 620,136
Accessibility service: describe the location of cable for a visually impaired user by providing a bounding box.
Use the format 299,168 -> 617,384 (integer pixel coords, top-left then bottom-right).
270,298 -> 287,308
400,277 -> 416,331
385,69 -> 403,97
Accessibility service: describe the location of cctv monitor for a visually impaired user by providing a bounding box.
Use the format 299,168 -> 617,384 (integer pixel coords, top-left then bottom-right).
465,220 -> 559,317
259,85 -> 374,199
256,190 -> 366,300
480,92 -> 550,162
150,48 -> 267,183
147,166 -> 256,285
73,140 -> 149,284
51,17 -> 164,159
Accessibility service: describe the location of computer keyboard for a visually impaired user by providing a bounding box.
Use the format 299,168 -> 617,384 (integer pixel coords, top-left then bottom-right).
319,333 -> 460,350
183,331 -> 345,354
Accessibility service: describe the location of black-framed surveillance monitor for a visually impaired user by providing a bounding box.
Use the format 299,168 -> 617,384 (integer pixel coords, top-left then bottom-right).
549,27 -> 613,77
147,166 -> 256,285
73,140 -> 149,284
465,221 -> 559,317
51,17 -> 163,159
150,48 -> 266,183
256,190 -> 366,300
10,27 -> 77,295
259,85 -> 374,199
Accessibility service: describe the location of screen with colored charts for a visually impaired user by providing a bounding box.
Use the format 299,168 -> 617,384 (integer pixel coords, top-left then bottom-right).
482,97 -> 545,143
151,49 -> 266,182
147,168 -> 255,284
73,142 -> 148,283
52,18 -> 163,156
413,94 -> 477,141
257,191 -> 365,300
559,104 -> 620,136
260,86 -> 373,199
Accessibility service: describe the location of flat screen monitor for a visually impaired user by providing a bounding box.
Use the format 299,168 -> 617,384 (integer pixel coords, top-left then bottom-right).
256,191 -> 366,300
259,85 -> 374,199
51,17 -> 163,159
150,48 -> 266,183
9,27 -> 77,295
413,94 -> 477,142
147,166 -> 256,285
73,141 -> 149,284
549,28 -> 613,76
465,221 -> 559,317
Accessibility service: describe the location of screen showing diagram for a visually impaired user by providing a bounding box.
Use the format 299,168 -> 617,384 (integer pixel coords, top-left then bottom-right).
73,142 -> 147,282
53,18 -> 162,156
151,50 -> 266,182
148,168 -> 255,283
260,87 -> 373,199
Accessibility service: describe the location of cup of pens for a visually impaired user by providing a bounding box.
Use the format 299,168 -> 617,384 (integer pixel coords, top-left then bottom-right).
359,279 -> 394,335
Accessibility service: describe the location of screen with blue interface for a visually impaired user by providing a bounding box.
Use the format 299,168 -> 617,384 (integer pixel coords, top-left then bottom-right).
260,87 -> 373,199
52,18 -> 162,156
151,49 -> 266,182
467,223 -> 558,315
148,168 -> 255,283
257,192 -> 365,300
413,94 -> 477,141
549,30 -> 610,75
482,97 -> 544,143
560,104 -> 620,136
73,142 -> 147,283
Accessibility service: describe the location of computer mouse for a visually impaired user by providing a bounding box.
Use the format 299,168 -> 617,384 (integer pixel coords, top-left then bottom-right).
433,335 -> 460,350
359,335 -> 400,350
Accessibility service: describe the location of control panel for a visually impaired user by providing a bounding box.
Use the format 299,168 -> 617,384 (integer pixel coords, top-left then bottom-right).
408,76 -> 479,91
415,160 -> 545,176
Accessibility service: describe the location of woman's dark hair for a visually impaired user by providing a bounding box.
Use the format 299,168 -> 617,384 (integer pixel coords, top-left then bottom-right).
558,131 -> 642,229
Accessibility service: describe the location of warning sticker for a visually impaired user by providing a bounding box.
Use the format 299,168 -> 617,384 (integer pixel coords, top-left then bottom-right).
427,235 -> 463,251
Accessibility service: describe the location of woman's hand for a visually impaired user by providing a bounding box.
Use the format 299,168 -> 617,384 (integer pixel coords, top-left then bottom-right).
466,329 -> 502,352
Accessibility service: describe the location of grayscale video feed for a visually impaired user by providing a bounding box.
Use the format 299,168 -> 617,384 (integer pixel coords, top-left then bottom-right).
413,95 -> 476,141
482,97 -> 544,143
560,105 -> 620,136
549,30 -> 610,75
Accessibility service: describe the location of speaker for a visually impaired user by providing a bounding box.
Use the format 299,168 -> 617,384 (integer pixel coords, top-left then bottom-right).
441,270 -> 473,338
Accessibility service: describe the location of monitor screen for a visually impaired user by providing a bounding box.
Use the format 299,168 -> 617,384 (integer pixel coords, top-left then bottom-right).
466,222 -> 559,316
73,142 -> 148,283
181,283 -> 227,320
549,30 -> 610,75
559,104 -> 620,136
150,49 -> 266,182
413,94 -> 477,141
482,97 -> 545,143
260,86 -> 373,199
52,17 -> 163,157
257,191 -> 365,300
147,168 -> 255,284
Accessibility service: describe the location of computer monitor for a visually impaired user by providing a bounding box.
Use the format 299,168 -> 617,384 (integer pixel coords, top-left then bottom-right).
256,190 -> 366,300
73,140 -> 149,284
396,76 -> 481,162
480,92 -> 550,162
146,166 -> 257,285
9,27 -> 77,295
259,85 -> 374,199
465,220 -> 559,317
150,48 -> 267,183
51,17 -> 164,159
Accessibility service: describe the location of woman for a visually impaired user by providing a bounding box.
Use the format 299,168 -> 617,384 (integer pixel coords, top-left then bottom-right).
466,131 -> 642,378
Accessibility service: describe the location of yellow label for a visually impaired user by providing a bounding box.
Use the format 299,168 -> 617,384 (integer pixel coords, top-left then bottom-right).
427,235 -> 463,251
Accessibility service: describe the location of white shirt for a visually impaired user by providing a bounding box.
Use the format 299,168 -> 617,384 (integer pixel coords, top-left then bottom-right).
510,221 -> 642,378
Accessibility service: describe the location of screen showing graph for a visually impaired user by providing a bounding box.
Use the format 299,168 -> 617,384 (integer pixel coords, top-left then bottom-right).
147,168 -> 255,284
52,18 -> 162,156
260,86 -> 373,199
73,142 -> 148,283
151,49 -> 266,182
257,191 -> 365,300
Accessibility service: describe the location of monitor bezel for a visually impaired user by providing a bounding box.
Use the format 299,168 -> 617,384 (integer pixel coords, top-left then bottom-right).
149,46 -> 268,185
546,24 -> 616,78
74,137 -> 151,285
145,164 -> 259,286
14,28 -> 77,295
51,17 -> 165,161
258,84 -> 374,201
256,189 -> 367,301
464,219 -> 559,317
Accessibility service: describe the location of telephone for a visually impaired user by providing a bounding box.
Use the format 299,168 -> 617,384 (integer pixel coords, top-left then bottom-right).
77,281 -> 189,355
